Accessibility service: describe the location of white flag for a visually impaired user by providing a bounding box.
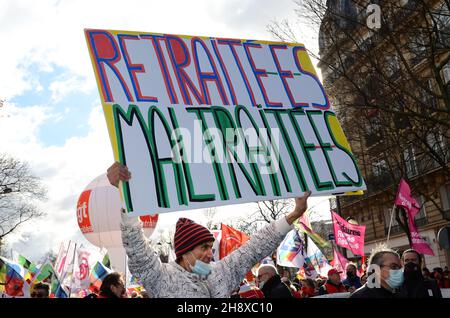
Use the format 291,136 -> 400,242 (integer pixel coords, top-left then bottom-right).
276,229 -> 305,268
71,246 -> 90,291
60,241 -> 77,285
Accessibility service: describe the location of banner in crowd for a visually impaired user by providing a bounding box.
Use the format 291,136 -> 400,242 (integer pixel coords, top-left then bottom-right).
55,241 -> 77,284
30,261 -> 68,298
305,237 -> 332,277
85,29 -> 366,216
90,261 -> 113,293
276,229 -> 305,268
14,253 -> 38,284
331,248 -> 348,280
296,212 -> 330,249
395,179 -> 434,255
0,257 -> 27,297
298,257 -> 319,280
102,253 -> 111,269
54,242 -> 67,276
332,211 -> 365,256
219,224 -> 249,259
214,224 -> 253,281
211,230 -> 222,262
71,247 -> 91,292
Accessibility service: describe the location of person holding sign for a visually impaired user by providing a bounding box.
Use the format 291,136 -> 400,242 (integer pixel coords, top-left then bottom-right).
107,162 -> 311,298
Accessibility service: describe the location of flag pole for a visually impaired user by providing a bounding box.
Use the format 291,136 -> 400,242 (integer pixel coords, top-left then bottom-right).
386,204 -> 396,246
67,242 -> 78,298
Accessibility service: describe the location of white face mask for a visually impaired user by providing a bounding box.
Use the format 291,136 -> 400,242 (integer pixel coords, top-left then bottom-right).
386,269 -> 404,289
186,252 -> 212,277
258,280 -> 266,289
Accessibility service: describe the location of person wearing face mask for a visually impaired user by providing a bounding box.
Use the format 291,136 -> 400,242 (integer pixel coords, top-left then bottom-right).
256,264 -> 293,298
350,245 -> 407,298
342,263 -> 362,291
108,162 -> 311,298
400,249 -> 441,298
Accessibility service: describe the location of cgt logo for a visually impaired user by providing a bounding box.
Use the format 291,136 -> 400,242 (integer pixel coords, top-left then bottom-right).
77,256 -> 89,280
77,202 -> 88,223
77,190 -> 93,233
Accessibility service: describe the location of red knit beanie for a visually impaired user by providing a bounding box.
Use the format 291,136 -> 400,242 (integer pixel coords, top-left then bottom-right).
174,218 -> 214,259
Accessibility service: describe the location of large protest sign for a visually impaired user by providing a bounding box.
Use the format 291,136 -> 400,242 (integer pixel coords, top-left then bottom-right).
85,29 -> 366,216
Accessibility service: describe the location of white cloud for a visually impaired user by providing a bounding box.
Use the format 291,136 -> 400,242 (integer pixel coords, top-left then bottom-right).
49,75 -> 95,104
0,0 -> 314,100
1,101 -> 112,259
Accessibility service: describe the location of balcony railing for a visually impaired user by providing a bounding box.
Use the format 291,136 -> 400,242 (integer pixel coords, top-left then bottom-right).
369,172 -> 395,192
365,131 -> 383,147
415,217 -> 428,227
414,151 -> 450,176
385,224 -> 403,236
384,217 -> 427,236
444,210 -> 450,221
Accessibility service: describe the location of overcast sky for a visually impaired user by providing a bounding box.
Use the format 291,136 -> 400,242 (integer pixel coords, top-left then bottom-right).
0,0 -> 329,264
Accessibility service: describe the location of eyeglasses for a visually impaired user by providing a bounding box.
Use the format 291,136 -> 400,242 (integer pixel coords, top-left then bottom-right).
381,264 -> 402,270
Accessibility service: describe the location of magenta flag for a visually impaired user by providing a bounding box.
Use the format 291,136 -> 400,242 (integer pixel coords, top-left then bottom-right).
332,211 -> 366,256
395,179 -> 434,256
395,179 -> 420,216
332,248 -> 349,280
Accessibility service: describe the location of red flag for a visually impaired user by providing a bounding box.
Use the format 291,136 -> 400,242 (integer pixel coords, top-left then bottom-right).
219,224 -> 249,259
359,256 -> 366,276
4,265 -> 25,297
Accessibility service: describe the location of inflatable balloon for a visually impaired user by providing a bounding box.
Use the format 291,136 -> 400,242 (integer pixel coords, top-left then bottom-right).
76,174 -> 158,274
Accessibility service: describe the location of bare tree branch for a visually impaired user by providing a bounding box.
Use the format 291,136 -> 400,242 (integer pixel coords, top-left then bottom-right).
0,154 -> 47,251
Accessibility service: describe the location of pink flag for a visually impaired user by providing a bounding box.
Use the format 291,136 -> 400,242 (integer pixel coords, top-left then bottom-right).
395,179 -> 420,217
332,211 -> 366,256
332,248 -> 348,280
407,216 -> 435,255
395,179 -> 434,256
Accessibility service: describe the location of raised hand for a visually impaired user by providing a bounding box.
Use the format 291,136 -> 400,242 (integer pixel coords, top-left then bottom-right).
285,191 -> 312,225
107,162 -> 131,188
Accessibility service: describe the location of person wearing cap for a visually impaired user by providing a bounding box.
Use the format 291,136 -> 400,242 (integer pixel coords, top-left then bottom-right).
107,162 -> 311,298
318,269 -> 347,295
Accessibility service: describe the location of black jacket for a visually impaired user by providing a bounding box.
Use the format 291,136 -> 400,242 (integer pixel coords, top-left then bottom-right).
401,276 -> 442,298
261,275 -> 293,298
350,283 -> 407,298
